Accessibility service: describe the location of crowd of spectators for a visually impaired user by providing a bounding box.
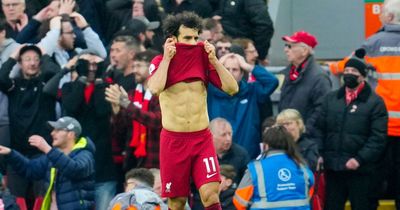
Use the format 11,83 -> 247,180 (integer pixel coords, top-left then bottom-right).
0,0 -> 398,209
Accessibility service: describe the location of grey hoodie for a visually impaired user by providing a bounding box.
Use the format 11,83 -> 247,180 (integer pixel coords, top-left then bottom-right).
0,38 -> 18,126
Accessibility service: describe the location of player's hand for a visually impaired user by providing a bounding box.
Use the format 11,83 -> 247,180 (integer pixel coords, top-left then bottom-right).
204,40 -> 217,64
163,38 -> 176,60
29,135 -> 52,154
0,145 -> 11,155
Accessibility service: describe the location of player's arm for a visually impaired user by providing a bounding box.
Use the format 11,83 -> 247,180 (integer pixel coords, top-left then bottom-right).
148,38 -> 176,95
204,41 -> 239,96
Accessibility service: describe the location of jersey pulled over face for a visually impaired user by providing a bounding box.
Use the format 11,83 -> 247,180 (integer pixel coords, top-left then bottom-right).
149,44 -> 224,132
148,25 -> 226,132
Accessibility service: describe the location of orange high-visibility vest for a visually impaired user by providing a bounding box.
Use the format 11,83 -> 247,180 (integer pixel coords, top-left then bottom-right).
329,25 -> 400,137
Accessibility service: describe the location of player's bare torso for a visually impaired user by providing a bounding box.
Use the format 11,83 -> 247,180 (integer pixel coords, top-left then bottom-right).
159,80 -> 209,132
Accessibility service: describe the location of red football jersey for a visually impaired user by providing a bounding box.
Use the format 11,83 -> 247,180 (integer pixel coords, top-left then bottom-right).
149,42 -> 222,89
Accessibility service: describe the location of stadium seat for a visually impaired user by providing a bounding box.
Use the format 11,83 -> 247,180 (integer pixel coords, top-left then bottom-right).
15,197 -> 27,210
33,197 -> 43,210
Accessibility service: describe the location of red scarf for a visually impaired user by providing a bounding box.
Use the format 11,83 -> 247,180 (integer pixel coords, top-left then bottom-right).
84,83 -> 95,104
289,60 -> 308,81
345,82 -> 365,105
129,84 -> 152,158
247,72 -> 256,83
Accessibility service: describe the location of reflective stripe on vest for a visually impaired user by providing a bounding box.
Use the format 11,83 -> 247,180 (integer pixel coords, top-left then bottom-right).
41,168 -> 56,210
376,72 -> 400,80
250,161 -> 310,209
254,161 -> 267,198
251,199 -> 310,209
389,111 -> 400,118
368,71 -> 377,79
233,193 -> 251,207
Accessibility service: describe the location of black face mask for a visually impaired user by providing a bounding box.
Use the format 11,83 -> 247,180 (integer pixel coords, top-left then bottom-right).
343,74 -> 359,89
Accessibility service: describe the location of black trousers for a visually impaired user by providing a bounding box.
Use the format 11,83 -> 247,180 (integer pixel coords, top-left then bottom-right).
324,170 -> 377,210
382,136 -> 400,209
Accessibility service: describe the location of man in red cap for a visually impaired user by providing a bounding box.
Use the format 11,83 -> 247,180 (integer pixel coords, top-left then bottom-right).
278,30 -> 331,137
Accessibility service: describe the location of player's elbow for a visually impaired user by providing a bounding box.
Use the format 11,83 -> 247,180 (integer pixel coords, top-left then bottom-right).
224,83 -> 239,96
148,85 -> 162,95
148,81 -> 163,95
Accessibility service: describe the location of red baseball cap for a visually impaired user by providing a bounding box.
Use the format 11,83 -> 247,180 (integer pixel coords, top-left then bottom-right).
282,31 -> 318,49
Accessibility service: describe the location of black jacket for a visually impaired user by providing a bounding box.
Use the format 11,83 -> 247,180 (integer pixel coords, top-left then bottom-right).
220,187 -> 236,210
0,56 -> 58,157
316,83 -> 388,173
161,0 -> 212,18
61,80 -> 116,182
103,0 -> 164,46
217,0 -> 274,60
7,137 -> 96,209
218,143 -> 251,184
279,56 -> 332,136
297,135 -> 319,172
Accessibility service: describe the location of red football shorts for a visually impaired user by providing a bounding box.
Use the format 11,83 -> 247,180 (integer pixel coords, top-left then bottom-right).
160,128 -> 221,197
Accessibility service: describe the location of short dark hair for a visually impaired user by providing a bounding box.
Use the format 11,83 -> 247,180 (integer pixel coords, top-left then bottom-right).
18,45 -> 42,62
203,18 -> 218,31
60,14 -> 73,34
163,11 -> 203,38
112,35 -> 141,52
261,116 -> 276,133
220,164 -> 236,180
135,49 -> 159,63
125,168 -> 155,187
232,38 -> 254,50
60,14 -> 72,22
216,36 -> 232,44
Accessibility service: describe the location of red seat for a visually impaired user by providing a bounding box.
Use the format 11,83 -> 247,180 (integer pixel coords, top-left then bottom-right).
33,197 -> 43,210
15,197 -> 27,210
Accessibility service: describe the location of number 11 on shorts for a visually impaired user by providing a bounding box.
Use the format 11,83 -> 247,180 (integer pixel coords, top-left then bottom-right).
203,157 -> 217,173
